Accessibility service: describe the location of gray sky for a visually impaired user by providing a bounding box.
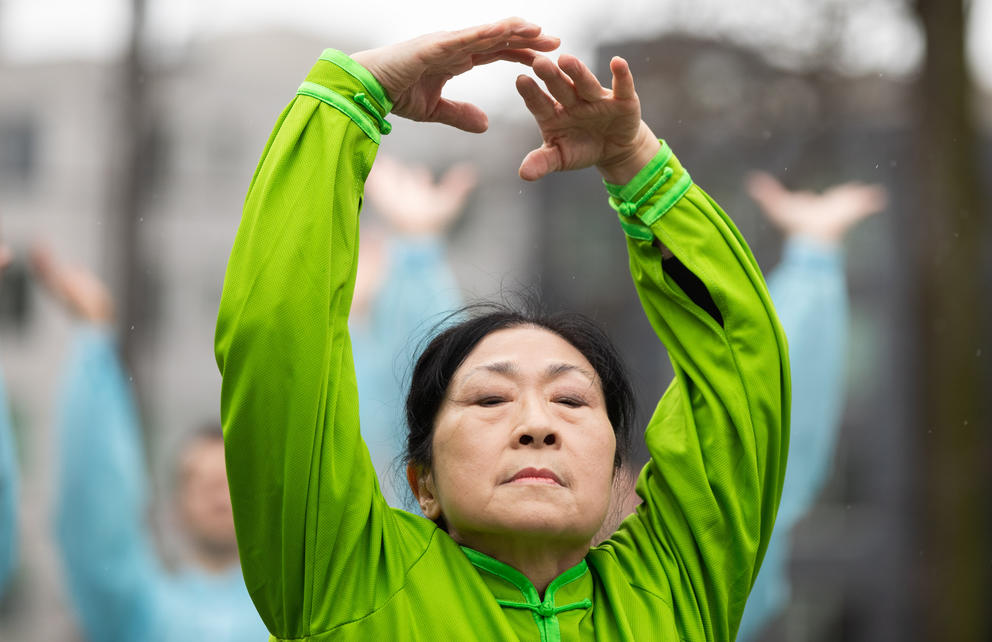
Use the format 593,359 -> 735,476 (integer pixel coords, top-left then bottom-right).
2,0 -> 990,111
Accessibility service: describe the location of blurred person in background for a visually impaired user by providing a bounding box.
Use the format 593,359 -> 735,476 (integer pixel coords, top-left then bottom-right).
31,248 -> 267,641
0,224 -> 18,597
351,155 -> 474,505
734,173 -> 887,640
592,172 -> 886,633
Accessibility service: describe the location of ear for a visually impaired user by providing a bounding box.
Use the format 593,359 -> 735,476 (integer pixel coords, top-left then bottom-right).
406,462 -> 442,520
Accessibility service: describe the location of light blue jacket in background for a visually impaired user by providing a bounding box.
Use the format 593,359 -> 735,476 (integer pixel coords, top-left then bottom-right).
350,237 -> 462,507
0,368 -> 17,596
737,237 -> 849,640
54,328 -> 268,641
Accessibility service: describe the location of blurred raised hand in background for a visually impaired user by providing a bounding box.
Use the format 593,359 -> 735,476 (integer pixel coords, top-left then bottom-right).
737,173 -> 887,640
351,156 -> 475,506
31,245 -> 266,642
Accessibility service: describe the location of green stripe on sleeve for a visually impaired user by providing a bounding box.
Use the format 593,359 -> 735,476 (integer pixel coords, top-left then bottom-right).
296,81 -> 381,144
638,169 -> 693,227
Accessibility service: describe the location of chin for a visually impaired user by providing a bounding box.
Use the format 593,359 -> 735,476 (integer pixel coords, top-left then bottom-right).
493,504 -> 598,541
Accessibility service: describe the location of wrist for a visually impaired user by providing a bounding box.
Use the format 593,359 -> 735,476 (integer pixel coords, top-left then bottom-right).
348,48 -> 401,105
596,123 -> 660,185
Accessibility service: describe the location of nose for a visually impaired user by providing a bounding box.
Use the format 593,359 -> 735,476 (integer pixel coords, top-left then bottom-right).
518,432 -> 556,446
513,395 -> 560,448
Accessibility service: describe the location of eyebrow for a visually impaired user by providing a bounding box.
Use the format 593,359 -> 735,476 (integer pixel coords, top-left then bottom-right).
460,361 -> 596,385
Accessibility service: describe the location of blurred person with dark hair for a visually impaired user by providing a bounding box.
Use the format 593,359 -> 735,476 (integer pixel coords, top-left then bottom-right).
735,173 -> 886,640
32,248 -> 267,641
351,155 -> 474,505
0,225 -> 18,596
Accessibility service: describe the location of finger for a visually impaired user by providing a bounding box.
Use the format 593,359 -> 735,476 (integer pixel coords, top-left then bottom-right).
439,163 -> 479,199
835,183 -> 889,214
441,20 -> 558,55
430,98 -> 489,133
515,75 -> 556,121
558,54 -> 607,102
474,32 -> 559,56
437,164 -> 479,216
533,55 -> 577,107
518,145 -> 561,182
745,171 -> 788,205
863,185 -> 889,210
472,49 -> 538,67
453,35 -> 559,60
610,57 -> 636,101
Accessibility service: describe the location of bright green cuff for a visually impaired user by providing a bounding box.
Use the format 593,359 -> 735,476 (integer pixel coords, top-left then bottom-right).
604,140 -> 693,238
603,141 -> 673,202
297,50 -> 393,143
318,49 -> 393,115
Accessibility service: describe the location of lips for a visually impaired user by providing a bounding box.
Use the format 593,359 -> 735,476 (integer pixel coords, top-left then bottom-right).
505,467 -> 564,486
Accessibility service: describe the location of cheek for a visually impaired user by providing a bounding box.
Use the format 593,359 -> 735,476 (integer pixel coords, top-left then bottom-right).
430,410 -> 504,497
576,420 -> 617,485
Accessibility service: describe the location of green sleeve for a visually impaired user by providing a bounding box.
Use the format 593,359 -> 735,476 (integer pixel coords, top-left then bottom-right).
215,51 -> 429,639
601,144 -> 791,641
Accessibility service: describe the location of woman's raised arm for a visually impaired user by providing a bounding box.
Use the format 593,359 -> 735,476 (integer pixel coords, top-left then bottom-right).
514,54 -> 790,640
215,20 -> 557,639
606,164 -> 790,641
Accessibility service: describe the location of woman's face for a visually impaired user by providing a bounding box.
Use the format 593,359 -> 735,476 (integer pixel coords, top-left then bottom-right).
415,325 -> 617,545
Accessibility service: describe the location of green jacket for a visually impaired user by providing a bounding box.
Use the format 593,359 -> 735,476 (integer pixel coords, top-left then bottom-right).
216,50 -> 790,642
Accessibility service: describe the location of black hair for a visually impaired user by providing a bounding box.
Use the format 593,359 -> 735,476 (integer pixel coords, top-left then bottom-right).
404,302 -> 636,476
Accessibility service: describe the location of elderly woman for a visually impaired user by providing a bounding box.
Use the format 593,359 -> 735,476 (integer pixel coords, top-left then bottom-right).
216,17 -> 789,642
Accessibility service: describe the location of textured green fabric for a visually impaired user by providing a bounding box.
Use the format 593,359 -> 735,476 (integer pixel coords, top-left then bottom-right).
216,54 -> 789,642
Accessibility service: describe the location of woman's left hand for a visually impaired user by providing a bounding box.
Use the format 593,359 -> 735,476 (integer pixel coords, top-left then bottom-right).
516,55 -> 660,184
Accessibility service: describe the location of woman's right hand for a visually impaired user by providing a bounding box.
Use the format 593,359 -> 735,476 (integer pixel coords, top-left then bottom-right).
350,18 -> 559,133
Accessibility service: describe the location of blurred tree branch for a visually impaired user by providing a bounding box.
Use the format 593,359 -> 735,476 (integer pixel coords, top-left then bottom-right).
912,0 -> 991,638
111,0 -> 151,372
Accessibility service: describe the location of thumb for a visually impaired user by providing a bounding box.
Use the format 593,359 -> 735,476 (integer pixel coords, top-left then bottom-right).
518,145 -> 561,182
430,98 -> 489,133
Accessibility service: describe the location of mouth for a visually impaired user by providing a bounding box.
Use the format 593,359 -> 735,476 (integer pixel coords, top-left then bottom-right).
505,467 -> 564,486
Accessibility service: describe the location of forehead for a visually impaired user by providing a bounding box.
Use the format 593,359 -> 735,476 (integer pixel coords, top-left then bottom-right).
456,325 -> 596,380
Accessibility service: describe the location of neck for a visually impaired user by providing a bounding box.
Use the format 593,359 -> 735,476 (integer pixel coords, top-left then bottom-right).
453,531 -> 590,597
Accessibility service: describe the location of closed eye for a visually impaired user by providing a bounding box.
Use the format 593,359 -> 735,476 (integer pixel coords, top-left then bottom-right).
476,397 -> 507,407
554,397 -> 586,408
